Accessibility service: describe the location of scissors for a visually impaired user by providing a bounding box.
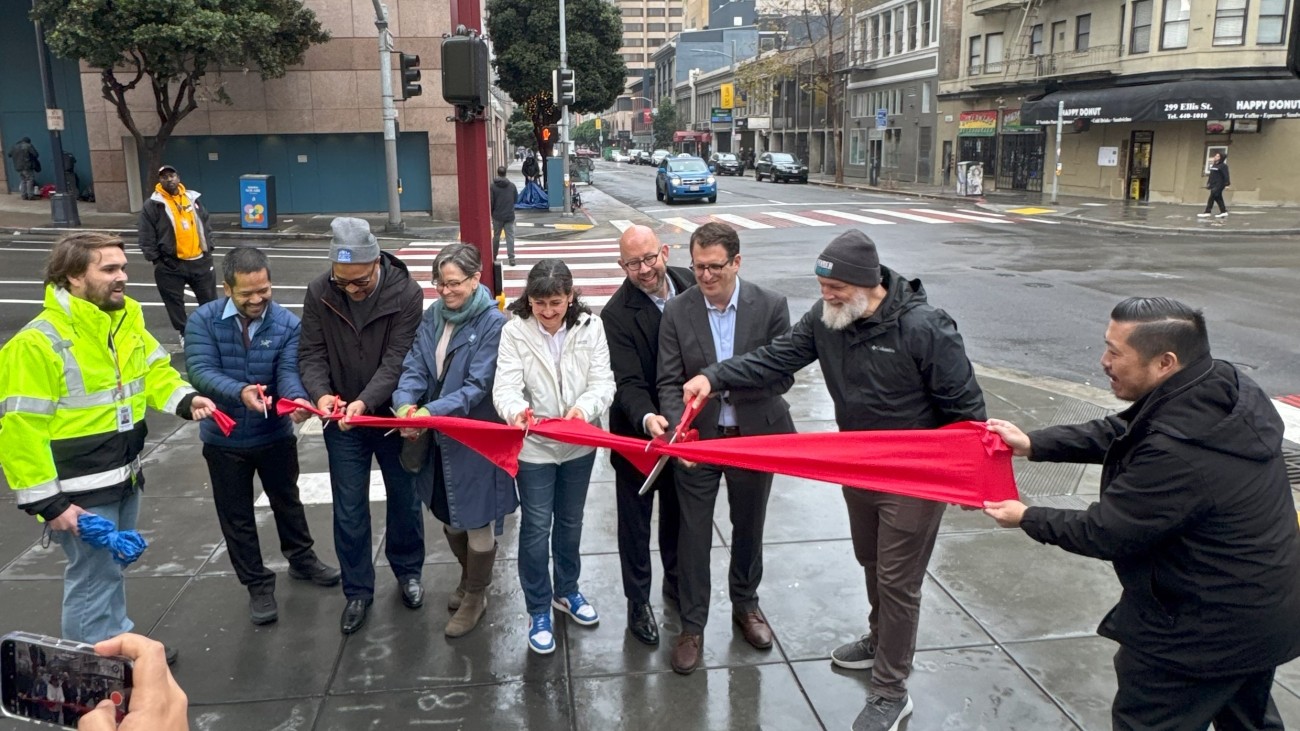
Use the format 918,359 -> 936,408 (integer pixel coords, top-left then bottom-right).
255,384 -> 270,419
638,397 -> 703,496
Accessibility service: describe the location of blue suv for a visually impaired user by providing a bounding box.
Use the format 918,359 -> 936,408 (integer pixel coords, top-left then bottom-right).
656,155 -> 717,204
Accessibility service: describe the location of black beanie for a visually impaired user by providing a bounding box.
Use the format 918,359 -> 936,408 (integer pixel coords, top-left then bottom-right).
814,230 -> 881,287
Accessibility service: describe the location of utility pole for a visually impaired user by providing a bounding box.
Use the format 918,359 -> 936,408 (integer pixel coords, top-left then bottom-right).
32,5 -> 79,227
559,0 -> 572,215
371,0 -> 403,231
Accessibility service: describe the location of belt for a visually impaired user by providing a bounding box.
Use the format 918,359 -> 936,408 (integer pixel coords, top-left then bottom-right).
718,426 -> 740,437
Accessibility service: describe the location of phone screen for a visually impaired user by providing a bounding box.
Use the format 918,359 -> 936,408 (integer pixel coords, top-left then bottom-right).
1,636 -> 131,728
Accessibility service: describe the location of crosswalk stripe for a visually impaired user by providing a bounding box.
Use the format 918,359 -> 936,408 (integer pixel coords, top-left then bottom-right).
1273,399 -> 1300,443
610,220 -> 634,232
711,213 -> 774,230
662,217 -> 699,233
762,211 -> 835,227
914,209 -> 1010,223
810,209 -> 897,225
862,208 -> 953,224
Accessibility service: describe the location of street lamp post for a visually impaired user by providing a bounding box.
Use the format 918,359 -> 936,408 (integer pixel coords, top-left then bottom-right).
688,43 -> 738,154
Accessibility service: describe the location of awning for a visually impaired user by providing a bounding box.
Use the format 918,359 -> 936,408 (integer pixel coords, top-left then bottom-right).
1021,78 -> 1300,125
673,131 -> 712,142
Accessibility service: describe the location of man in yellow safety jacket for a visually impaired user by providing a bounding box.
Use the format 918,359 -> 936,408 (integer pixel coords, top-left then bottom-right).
0,232 -> 215,659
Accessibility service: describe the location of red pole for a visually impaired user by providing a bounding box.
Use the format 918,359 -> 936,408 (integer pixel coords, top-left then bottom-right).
452,0 -> 494,293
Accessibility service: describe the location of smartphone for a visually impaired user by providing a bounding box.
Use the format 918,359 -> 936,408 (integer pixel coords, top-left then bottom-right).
0,632 -> 131,728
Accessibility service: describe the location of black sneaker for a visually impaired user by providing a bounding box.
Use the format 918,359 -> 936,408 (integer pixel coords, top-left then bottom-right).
250,591 -> 279,625
289,557 -> 341,587
852,694 -> 913,731
831,634 -> 876,670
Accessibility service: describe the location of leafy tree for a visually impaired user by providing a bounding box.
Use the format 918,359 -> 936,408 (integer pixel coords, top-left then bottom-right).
33,0 -> 330,176
571,119 -> 600,147
652,98 -> 677,149
487,0 -> 626,155
507,120 -> 536,150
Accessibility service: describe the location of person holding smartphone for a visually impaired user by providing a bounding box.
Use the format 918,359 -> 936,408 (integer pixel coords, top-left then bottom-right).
77,633 -> 189,731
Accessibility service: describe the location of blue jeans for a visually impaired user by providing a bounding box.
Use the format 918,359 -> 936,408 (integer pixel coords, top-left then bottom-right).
52,489 -> 140,643
516,452 -> 596,615
324,426 -> 425,600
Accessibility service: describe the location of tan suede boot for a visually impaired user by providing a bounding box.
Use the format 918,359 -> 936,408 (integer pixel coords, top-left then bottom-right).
445,527 -> 469,611
445,543 -> 496,637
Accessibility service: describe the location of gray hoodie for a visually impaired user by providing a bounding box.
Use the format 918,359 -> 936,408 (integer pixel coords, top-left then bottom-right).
490,176 -> 518,222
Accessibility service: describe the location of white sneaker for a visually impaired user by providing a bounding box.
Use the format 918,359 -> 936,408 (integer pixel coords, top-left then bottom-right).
1196,213 -> 1212,218
1215,212 -> 1229,218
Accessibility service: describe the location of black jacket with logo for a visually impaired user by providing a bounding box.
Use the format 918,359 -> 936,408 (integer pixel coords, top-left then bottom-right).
1022,357 -> 1300,676
702,266 -> 985,431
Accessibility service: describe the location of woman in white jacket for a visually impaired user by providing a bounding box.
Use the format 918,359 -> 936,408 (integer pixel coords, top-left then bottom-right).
493,259 -> 615,655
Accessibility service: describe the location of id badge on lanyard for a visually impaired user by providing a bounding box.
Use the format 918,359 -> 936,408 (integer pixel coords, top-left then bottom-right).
109,332 -> 134,433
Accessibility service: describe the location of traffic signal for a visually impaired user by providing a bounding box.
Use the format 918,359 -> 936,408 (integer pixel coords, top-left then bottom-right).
552,67 -> 576,106
440,34 -> 489,107
400,53 -> 422,99
542,127 -> 552,143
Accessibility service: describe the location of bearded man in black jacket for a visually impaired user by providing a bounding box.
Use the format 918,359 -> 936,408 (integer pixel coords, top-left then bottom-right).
986,296 -> 1300,731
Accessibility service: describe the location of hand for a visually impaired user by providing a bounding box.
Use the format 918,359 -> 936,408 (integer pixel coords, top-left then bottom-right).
985,419 -> 1032,457
188,396 -> 216,421
240,385 -> 267,415
316,394 -> 339,418
339,400 -> 367,431
511,411 -> 530,429
983,500 -> 1028,528
682,375 -> 712,407
289,398 -> 314,424
76,633 -> 187,731
48,504 -> 89,536
646,414 -> 669,438
563,407 -> 586,421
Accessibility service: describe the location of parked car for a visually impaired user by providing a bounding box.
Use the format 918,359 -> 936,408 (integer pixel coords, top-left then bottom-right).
650,149 -> 672,166
611,151 -> 630,163
634,150 -> 653,165
755,152 -> 809,183
709,152 -> 742,176
656,155 -> 717,204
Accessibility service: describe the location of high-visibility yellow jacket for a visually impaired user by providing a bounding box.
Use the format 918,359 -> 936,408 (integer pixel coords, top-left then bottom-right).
0,285 -> 194,520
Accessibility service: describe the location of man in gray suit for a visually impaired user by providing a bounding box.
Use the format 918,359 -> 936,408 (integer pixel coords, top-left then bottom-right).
657,221 -> 795,675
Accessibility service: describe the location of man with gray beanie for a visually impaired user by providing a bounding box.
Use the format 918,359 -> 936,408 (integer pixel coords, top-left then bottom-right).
298,217 -> 427,634
681,228 -> 985,731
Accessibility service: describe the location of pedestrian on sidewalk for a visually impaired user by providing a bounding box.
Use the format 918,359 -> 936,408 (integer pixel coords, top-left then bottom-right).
138,164 -> 217,345
392,243 -> 516,638
0,232 -> 215,664
985,296 -> 1300,731
8,136 -> 40,200
489,166 -> 518,266
492,259 -> 615,655
298,217 -> 427,635
183,246 -> 341,626
680,229 -> 985,731
659,222 -> 795,676
1199,151 -> 1231,218
522,153 -> 540,186
602,224 -> 696,648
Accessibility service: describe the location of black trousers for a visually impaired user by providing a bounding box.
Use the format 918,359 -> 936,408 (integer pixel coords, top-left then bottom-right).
203,438 -> 316,592
1112,646 -> 1285,731
1205,188 -> 1228,214
614,464 -> 681,605
154,255 -> 217,334
675,457 -> 772,634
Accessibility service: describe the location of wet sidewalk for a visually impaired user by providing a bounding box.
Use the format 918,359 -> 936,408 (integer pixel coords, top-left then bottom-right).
3,361 -> 1299,730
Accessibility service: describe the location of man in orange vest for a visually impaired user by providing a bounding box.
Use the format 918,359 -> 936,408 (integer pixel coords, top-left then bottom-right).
138,165 -> 217,345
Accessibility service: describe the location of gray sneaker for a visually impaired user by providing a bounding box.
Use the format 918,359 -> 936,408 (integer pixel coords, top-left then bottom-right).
831,634 -> 876,670
851,694 -> 913,731
249,590 -> 278,625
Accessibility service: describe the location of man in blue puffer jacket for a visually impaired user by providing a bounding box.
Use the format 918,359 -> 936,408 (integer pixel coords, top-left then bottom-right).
184,247 -> 341,625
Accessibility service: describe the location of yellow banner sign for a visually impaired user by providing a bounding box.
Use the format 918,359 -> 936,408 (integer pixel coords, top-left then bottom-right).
720,84 -> 734,110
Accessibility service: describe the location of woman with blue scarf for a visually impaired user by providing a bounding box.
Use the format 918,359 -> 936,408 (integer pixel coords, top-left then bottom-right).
393,243 -> 517,638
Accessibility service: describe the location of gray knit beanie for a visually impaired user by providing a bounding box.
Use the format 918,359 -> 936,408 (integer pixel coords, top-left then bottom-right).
329,217 -> 380,264
814,229 -> 881,287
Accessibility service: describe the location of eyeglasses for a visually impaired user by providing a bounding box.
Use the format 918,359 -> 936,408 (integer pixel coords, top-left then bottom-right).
690,257 -> 734,276
436,276 -> 475,291
331,263 -> 378,290
618,252 -> 662,272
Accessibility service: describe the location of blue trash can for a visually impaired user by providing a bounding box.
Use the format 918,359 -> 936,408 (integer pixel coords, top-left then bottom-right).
239,175 -> 276,229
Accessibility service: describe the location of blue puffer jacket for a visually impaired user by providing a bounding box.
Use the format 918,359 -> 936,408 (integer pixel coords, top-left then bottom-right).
184,298 -> 310,449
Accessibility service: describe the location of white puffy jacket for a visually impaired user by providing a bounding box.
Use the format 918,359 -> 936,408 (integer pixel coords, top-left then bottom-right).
492,311 -> 616,465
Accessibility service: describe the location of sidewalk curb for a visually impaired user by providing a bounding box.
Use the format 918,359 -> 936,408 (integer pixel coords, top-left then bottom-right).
973,363 -> 1123,412
807,178 -> 970,203
1028,214 -> 1300,237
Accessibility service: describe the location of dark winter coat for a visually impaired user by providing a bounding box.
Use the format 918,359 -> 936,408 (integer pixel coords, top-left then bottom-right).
298,251 -> 424,414
137,189 -> 212,264
391,288 -> 517,530
183,298 -> 310,449
522,157 -> 539,180
703,266 -> 985,431
490,177 -> 518,222
1021,357 -> 1300,676
8,138 -> 38,172
1207,158 -> 1231,191
602,265 -> 696,484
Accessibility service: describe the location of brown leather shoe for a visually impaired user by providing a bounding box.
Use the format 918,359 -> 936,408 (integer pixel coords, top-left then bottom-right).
671,632 -> 703,675
733,608 -> 773,649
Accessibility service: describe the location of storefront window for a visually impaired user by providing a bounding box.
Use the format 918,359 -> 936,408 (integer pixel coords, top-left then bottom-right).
850,130 -> 868,165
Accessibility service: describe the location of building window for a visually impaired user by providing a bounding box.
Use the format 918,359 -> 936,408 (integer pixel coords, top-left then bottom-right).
852,91 -> 867,117
908,2 -> 920,50
648,22 -> 665,31
922,0 -> 933,45
871,15 -> 882,57
969,34 -> 983,74
885,128 -> 903,169
670,7 -> 683,15
625,22 -> 643,31
621,7 -> 643,16
1029,24 -> 1044,54
1258,0 -> 1287,42
850,130 -> 868,165
894,7 -> 906,52
1076,14 -> 1092,49
921,81 -> 931,113
985,32 -> 1004,72
627,38 -> 644,47
1131,0 -> 1153,53
648,38 -> 664,47
882,12 -> 893,55
1161,0 -> 1191,48
647,7 -> 665,16
1214,0 -> 1248,44
670,23 -> 682,31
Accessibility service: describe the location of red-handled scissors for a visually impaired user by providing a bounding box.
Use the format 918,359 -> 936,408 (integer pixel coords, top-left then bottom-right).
638,396 -> 704,496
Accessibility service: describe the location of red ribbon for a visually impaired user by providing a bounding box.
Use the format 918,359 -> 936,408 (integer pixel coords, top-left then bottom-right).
275,401 -> 1018,506
211,407 -> 236,437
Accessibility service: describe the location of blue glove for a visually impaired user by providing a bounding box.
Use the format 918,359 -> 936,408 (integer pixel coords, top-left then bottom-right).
77,513 -> 149,566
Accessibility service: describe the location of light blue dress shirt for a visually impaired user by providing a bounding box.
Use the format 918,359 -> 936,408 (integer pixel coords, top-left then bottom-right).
222,298 -> 264,340
706,279 -> 740,428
